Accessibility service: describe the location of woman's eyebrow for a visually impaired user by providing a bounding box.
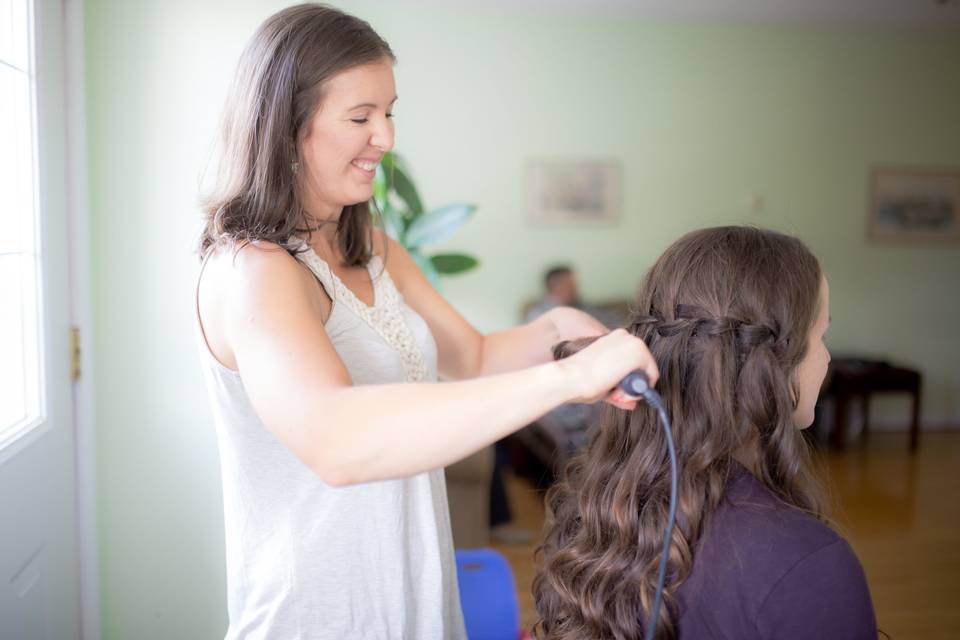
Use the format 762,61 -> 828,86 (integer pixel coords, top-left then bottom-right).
347,96 -> 398,110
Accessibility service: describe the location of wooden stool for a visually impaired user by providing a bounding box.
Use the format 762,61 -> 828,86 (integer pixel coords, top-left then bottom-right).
822,359 -> 922,451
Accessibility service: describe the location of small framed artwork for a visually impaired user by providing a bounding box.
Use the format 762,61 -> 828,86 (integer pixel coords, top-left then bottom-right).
868,167 -> 960,244
527,159 -> 620,224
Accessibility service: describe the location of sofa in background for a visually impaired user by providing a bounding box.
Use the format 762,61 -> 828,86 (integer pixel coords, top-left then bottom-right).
445,445 -> 495,548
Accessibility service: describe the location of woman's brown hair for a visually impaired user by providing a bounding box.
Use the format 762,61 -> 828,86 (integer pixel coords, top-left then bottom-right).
533,226 -> 827,639
199,3 -> 394,264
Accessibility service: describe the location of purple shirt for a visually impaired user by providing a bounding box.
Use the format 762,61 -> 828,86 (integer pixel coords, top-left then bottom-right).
674,467 -> 877,639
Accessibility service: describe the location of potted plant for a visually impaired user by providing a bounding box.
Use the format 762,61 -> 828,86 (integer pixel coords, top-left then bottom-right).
372,152 -> 479,284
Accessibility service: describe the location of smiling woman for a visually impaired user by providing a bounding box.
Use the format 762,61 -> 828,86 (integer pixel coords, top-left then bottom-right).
192,4 -> 658,639
298,60 -> 397,223
199,4 -> 395,267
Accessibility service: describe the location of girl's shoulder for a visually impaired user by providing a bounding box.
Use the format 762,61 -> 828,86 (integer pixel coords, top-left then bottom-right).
715,470 -> 842,565
682,473 -> 875,637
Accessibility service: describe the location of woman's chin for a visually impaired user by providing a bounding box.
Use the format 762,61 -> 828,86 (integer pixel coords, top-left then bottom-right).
345,187 -> 374,205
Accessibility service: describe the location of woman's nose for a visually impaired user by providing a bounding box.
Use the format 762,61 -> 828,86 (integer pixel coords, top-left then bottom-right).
370,116 -> 395,153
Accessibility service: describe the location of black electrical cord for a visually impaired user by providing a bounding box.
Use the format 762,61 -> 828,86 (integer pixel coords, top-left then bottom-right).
619,372 -> 678,640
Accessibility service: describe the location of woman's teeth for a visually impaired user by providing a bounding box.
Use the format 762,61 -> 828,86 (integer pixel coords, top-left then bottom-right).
352,160 -> 377,171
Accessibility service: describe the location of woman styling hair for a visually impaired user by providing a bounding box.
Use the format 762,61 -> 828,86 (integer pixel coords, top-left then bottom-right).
194,4 -> 657,638
534,226 -> 877,639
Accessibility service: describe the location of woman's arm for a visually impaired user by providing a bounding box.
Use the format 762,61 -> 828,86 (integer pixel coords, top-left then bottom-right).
219,242 -> 657,487
476,306 -> 609,375
381,234 -> 608,379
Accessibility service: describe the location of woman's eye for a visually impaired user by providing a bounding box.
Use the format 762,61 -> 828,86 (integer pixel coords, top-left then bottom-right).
350,114 -> 393,124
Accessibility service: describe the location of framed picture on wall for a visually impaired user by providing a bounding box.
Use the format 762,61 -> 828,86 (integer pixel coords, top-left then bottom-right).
868,167 -> 960,245
527,159 -> 620,224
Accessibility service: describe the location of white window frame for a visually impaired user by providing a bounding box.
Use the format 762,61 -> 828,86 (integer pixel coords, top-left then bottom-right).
0,0 -> 47,455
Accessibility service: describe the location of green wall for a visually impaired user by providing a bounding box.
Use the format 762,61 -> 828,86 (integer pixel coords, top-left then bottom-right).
85,1 -> 960,637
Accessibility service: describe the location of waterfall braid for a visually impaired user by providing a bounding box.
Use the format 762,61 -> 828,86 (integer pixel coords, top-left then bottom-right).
533,226 -> 828,640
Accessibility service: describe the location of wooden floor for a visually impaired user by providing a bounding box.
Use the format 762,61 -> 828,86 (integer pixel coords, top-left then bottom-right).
491,431 -> 960,639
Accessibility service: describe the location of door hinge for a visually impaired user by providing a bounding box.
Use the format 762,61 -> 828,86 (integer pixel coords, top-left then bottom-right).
70,326 -> 81,381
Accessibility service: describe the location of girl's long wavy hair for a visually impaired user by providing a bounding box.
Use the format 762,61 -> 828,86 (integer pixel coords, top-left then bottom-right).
533,226 -> 828,640
199,3 -> 394,264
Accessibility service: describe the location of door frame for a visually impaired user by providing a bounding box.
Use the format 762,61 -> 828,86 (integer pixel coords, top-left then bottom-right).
61,0 -> 99,637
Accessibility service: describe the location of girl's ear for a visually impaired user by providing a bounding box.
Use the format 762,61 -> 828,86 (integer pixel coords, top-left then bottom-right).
787,373 -> 800,409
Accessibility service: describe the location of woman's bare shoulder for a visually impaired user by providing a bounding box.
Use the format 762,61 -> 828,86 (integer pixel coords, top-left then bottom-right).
204,239 -> 325,315
206,240 -> 306,286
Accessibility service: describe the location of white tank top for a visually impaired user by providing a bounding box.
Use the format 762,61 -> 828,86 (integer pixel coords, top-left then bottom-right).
195,240 -> 466,639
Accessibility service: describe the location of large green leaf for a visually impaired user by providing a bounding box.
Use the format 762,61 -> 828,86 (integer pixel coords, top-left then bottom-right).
380,151 -> 396,178
390,159 -> 424,218
404,203 -> 476,248
373,153 -> 395,201
410,249 -> 440,286
373,163 -> 389,208
429,253 -> 479,275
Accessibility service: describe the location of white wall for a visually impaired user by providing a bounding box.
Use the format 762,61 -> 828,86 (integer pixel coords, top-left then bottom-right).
84,1 -> 960,636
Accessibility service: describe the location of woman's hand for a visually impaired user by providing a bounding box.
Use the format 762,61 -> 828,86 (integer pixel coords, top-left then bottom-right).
556,329 -> 659,411
542,306 -> 609,344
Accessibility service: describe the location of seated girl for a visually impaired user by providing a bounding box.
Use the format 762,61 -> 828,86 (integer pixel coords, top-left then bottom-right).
533,226 -> 877,639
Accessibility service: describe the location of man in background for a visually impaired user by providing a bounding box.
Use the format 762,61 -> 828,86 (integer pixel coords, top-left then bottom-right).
492,265 -> 616,544
525,265 -> 582,322
525,265 -> 621,328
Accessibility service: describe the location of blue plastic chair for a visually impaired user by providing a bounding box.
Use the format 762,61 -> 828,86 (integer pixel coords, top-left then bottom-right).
455,548 -> 521,640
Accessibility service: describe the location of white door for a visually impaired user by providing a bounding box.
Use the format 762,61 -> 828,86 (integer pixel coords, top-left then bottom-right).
0,0 -> 80,637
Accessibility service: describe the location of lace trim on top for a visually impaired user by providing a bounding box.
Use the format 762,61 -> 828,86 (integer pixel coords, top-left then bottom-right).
290,239 -> 430,383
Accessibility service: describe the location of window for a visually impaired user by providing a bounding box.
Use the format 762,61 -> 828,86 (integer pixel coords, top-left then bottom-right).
0,0 -> 43,446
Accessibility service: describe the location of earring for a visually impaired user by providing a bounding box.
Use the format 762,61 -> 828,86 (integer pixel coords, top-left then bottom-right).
292,161 -> 300,174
